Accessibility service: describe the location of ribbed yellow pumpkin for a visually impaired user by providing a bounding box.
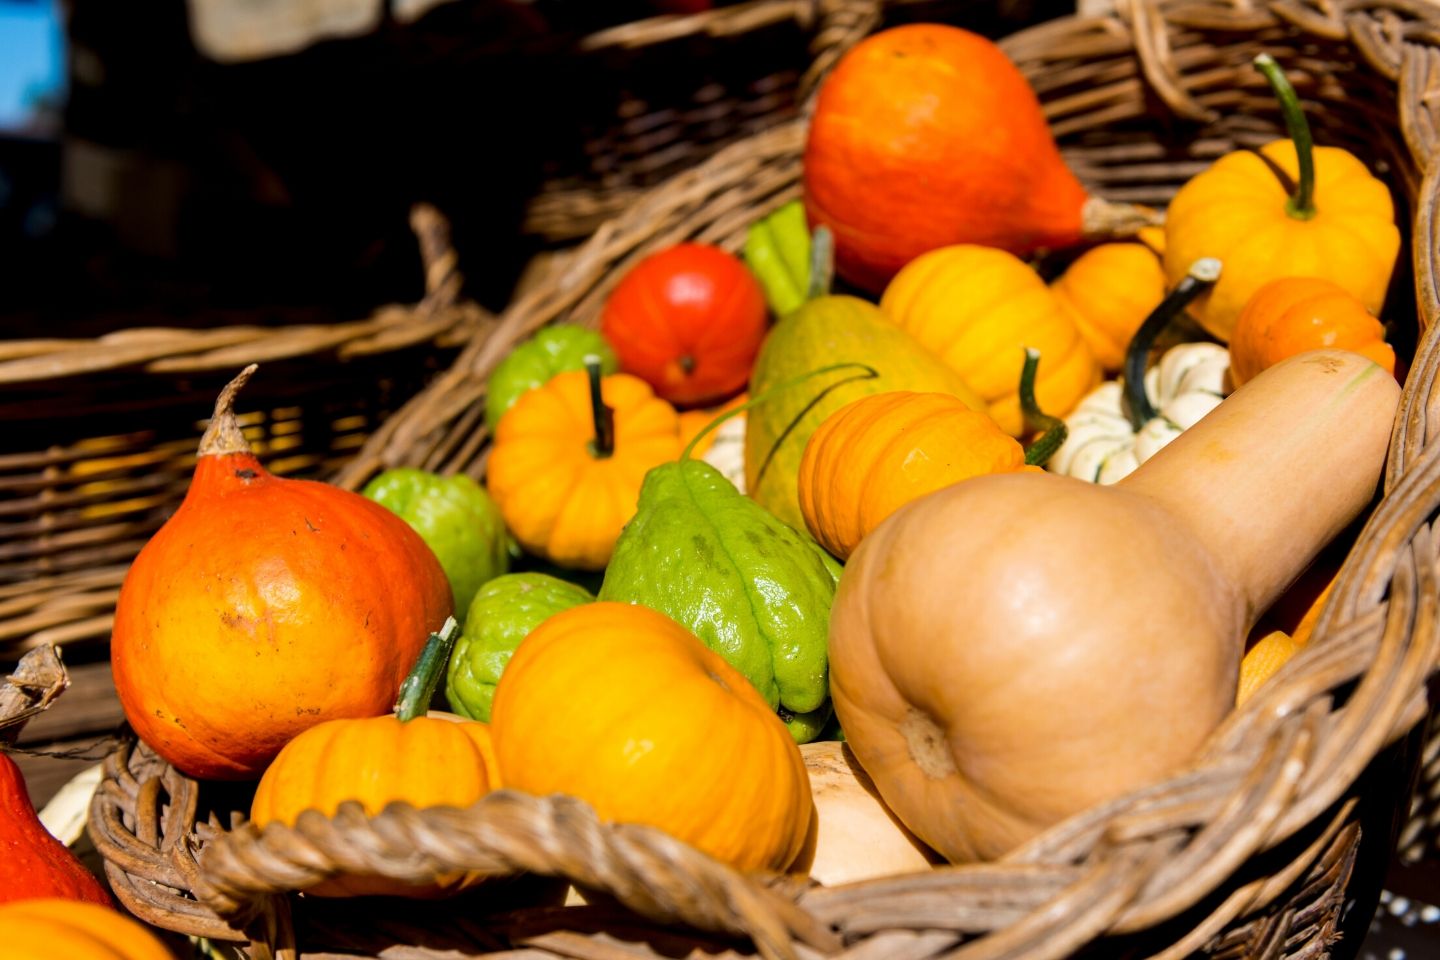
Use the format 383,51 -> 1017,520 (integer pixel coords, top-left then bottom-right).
880,245 -> 1099,436
1050,243 -> 1166,373
0,900 -> 173,960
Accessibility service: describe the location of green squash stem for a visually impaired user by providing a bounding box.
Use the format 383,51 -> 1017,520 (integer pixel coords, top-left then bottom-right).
1254,54 -> 1316,220
586,357 -> 615,458
1123,258 -> 1224,430
680,360 -> 879,465
1019,349 -> 1066,467
806,226 -> 835,301
395,616 -> 460,722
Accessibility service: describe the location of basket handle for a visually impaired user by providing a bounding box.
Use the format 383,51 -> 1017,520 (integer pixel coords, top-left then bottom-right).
800,0 -> 884,103
194,790 -> 841,960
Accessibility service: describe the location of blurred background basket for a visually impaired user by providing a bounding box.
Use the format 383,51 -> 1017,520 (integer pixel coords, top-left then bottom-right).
84,1 -> 1440,958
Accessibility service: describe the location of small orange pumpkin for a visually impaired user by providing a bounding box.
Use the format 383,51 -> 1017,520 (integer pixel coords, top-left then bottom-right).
1050,243 -> 1166,373
0,899 -> 174,960
487,363 -> 682,570
250,622 -> 501,897
1228,277 -> 1395,387
879,245 -> 1099,436
111,366 -> 453,781
491,602 -> 813,873
798,353 -> 1063,561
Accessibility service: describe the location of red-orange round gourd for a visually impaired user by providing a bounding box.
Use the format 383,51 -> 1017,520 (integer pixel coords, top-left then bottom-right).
111,366 -> 453,781
0,899 -> 174,960
601,243 -> 767,408
1229,277 -> 1396,387
491,602 -> 813,873
1,752 -> 111,906
804,24 -> 1142,293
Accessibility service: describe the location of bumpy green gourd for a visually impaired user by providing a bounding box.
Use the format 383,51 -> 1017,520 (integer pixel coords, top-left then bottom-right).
599,458 -> 841,742
445,573 -> 594,721
362,468 -> 509,617
486,325 -> 618,431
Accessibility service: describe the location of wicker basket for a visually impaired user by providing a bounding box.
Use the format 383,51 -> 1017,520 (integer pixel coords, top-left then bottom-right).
89,1 -> 1440,958
0,205 -> 490,667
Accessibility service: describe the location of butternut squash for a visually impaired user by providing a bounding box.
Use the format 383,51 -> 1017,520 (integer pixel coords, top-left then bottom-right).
828,350 -> 1398,862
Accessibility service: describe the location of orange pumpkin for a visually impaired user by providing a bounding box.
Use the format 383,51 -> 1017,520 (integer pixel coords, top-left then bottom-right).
804,24 -> 1150,293
250,622 -> 500,896
798,353 -> 1063,561
879,245 -> 1100,436
1050,243 -> 1167,373
111,367 -> 452,781
491,602 -> 813,873
1229,277 -> 1395,387
487,363 -> 682,570
0,899 -> 174,960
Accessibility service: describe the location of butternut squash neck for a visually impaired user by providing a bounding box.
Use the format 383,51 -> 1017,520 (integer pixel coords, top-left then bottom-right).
1118,350 -> 1396,628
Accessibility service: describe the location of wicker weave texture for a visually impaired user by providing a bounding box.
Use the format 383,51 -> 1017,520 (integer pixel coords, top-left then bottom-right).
87,1 -> 1440,958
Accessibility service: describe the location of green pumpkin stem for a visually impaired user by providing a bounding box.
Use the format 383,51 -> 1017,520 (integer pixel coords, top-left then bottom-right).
1019,350 -> 1066,467
1254,54 -> 1316,220
1122,258 -> 1224,431
586,357 -> 615,459
395,616 -> 459,722
680,361 -> 880,464
806,225 -> 835,301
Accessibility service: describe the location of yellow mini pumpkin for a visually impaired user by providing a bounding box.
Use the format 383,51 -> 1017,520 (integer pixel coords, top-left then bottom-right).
487,362 -> 682,570
249,621 -> 501,897
491,602 -> 813,873
1163,55 -> 1400,342
0,899 -> 173,960
879,245 -> 1099,436
799,352 -> 1063,560
1050,243 -> 1166,373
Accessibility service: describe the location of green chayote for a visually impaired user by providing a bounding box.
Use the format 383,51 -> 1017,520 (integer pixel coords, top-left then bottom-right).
445,572 -> 595,721
599,459 -> 841,742
486,324 -> 618,432
362,468 -> 509,617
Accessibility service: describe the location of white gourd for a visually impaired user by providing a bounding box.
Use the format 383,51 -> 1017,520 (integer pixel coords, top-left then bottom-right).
702,413 -> 748,492
1049,343 -> 1229,484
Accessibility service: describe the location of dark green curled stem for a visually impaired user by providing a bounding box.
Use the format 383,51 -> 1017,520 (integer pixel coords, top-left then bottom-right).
1254,54 -> 1316,220
679,361 -> 880,463
586,357 -> 615,458
1019,349 -> 1066,467
1123,258 -> 1224,430
395,617 -> 459,722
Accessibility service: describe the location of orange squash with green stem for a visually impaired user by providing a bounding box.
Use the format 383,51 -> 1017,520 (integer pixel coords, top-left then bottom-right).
487,361 -> 682,570
250,618 -> 500,897
111,365 -> 452,781
1163,54 -> 1400,342
798,351 -> 1067,561
1229,276 -> 1396,387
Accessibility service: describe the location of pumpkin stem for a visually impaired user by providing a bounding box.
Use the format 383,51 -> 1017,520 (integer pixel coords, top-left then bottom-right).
1254,54 -> 1316,220
1020,350 -> 1066,467
806,226 -> 835,301
395,616 -> 460,722
1123,258 -> 1224,430
680,361 -> 879,464
586,357 -> 615,459
199,364 -> 259,458
743,200 -> 811,316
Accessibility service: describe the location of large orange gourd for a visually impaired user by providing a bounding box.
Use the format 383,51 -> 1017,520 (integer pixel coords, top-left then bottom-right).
111,367 -> 453,780
804,24 -> 1148,293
